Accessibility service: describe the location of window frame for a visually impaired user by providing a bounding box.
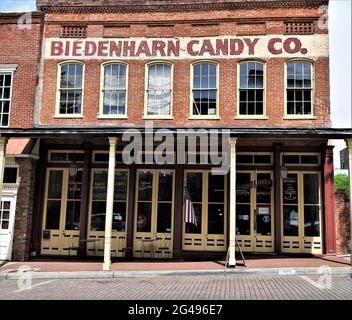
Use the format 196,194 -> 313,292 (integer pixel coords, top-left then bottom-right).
189,60 -> 220,120
0,64 -> 17,128
144,61 -> 174,120
284,59 -> 315,120
236,60 -> 268,119
55,60 -> 85,118
98,61 -> 128,119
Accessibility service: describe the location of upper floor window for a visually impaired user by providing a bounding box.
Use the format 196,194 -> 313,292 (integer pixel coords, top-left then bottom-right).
286,61 -> 313,116
191,62 -> 218,117
58,62 -> 84,116
0,72 -> 12,127
146,63 -> 172,117
101,63 -> 127,117
238,61 -> 264,116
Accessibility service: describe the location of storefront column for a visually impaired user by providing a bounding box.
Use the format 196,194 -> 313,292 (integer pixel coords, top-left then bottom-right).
323,145 -> 336,255
346,138 -> 352,265
228,137 -> 237,267
103,137 -> 117,271
0,137 -> 7,198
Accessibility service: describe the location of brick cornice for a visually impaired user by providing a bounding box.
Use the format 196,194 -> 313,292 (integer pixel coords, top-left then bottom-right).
38,0 -> 329,14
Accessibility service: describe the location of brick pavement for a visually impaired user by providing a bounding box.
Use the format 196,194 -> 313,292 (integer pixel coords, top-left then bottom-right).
0,274 -> 351,300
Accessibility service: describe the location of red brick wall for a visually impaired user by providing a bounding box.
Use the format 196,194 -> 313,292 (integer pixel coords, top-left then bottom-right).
12,158 -> 37,261
335,191 -> 351,255
38,5 -> 330,128
0,13 -> 42,128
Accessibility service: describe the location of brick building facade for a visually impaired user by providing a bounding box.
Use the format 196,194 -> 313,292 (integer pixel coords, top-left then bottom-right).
0,13 -> 42,261
0,0 -> 352,267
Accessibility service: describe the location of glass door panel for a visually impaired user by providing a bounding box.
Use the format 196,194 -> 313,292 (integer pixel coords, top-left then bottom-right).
88,169 -> 129,257
183,171 -> 227,252
134,170 -> 174,259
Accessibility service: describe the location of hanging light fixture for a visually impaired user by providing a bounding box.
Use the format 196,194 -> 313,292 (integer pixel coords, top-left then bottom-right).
69,153 -> 79,177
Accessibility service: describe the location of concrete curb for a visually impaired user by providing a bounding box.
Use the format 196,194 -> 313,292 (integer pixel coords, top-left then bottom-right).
0,266 -> 351,280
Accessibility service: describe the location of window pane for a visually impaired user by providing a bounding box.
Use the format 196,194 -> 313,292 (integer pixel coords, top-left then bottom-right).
3,167 -> 17,184
208,203 -> 224,234
283,174 -> 298,204
304,206 -> 320,236
137,202 -> 152,232
46,200 -> 61,230
91,201 -> 106,231
256,208 -> 271,236
237,173 -> 251,203
208,173 -> 224,202
236,204 -> 250,235
65,200 -> 81,230
304,174 -> 319,204
158,171 -> 173,202
256,173 -> 272,204
113,202 -> 126,232
157,203 -> 172,233
138,171 -> 153,201
93,171 -> 108,200
186,172 -> 202,203
114,171 -> 128,201
185,203 -> 202,234
283,205 -> 299,236
48,171 -> 63,199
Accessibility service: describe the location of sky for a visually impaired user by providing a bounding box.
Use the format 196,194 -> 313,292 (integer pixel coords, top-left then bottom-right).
0,0 -> 351,168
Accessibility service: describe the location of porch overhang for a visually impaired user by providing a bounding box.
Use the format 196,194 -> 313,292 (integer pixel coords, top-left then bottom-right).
1,126 -> 351,140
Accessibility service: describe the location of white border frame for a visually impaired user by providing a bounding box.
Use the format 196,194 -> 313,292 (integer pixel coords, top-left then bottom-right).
283,58 -> 316,120
0,65 -> 17,128
54,60 -> 85,118
189,60 -> 220,120
235,60 -> 268,120
143,61 -> 174,120
98,61 -> 129,119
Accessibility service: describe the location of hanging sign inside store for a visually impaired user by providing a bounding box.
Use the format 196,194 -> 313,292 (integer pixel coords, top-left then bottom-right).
45,34 -> 328,60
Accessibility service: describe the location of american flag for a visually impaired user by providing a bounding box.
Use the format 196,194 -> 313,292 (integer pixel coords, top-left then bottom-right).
184,185 -> 197,226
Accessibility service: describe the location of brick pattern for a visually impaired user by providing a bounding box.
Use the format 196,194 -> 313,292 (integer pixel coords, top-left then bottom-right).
11,158 -> 37,261
38,5 -> 330,128
0,17 -> 42,128
335,191 -> 351,255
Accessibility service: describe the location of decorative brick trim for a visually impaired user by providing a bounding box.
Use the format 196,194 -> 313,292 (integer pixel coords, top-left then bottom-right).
38,1 -> 329,14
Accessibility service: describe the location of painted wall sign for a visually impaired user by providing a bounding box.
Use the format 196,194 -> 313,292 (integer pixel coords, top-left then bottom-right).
44,35 -> 329,60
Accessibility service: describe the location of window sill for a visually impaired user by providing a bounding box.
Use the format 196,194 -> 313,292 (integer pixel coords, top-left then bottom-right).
188,116 -> 221,120
235,116 -> 269,120
283,116 -> 316,120
143,116 -> 174,120
97,115 -> 128,120
53,115 -> 84,119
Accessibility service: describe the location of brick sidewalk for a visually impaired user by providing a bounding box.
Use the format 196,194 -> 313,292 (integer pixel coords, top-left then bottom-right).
0,254 -> 349,273
0,274 -> 351,300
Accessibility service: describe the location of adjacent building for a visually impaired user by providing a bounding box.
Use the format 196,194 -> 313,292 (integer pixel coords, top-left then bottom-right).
0,0 -> 352,267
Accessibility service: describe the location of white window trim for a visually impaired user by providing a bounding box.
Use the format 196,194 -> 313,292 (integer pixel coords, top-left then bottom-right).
189,60 -> 220,120
144,61 -> 174,120
98,61 -> 128,119
236,60 -> 267,119
0,64 -> 17,128
284,59 -> 315,119
55,60 -> 85,118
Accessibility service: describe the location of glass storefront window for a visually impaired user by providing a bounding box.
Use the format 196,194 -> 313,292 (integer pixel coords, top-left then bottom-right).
46,170 -> 63,230
157,171 -> 174,233
303,174 -> 320,237
283,174 -> 299,236
236,173 -> 251,235
185,172 -> 202,234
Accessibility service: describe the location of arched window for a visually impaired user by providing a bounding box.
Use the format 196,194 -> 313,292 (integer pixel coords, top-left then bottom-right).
58,62 -> 84,115
286,61 -> 313,115
146,63 -> 172,117
191,62 -> 218,117
101,63 -> 127,116
238,61 -> 264,116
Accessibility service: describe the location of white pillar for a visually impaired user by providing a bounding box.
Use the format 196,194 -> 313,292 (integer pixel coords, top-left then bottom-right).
103,137 -> 117,271
0,137 -> 7,199
228,137 -> 237,267
346,138 -> 352,266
